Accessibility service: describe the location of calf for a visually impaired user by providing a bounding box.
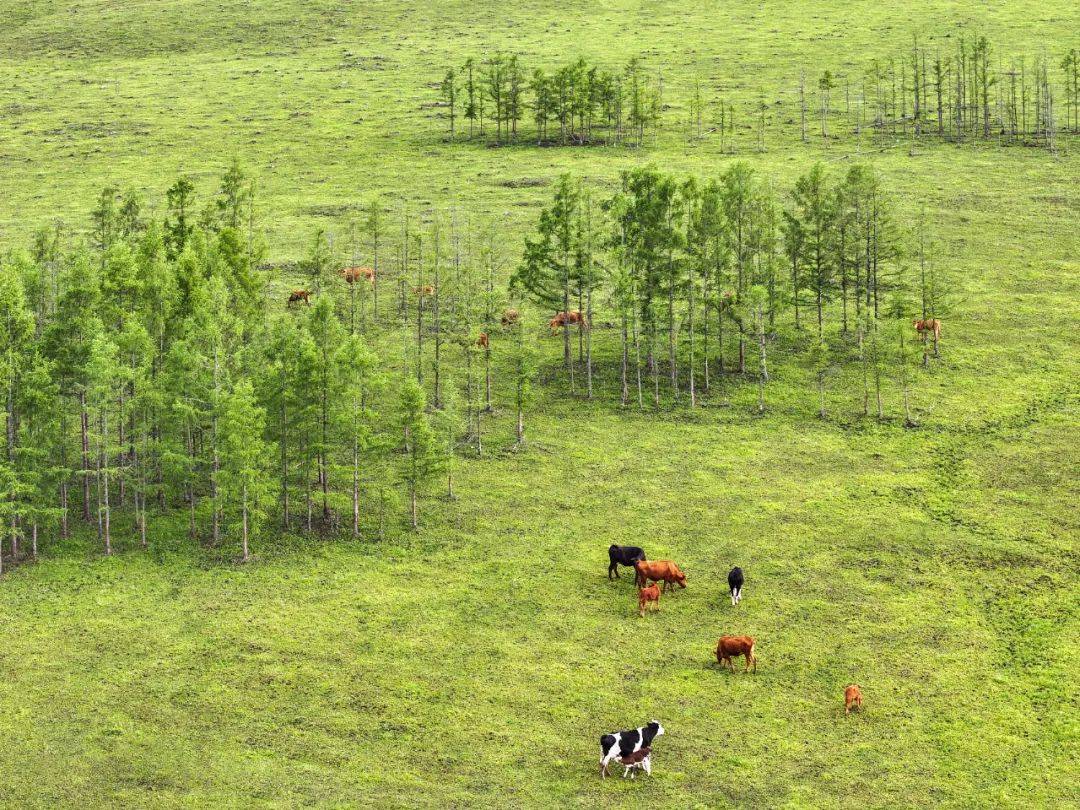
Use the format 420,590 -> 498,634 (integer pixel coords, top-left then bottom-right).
413,284 -> 435,297
844,684 -> 863,715
501,308 -> 521,327
476,332 -> 489,349
728,566 -> 744,605
608,544 -> 646,580
638,582 -> 661,617
287,289 -> 311,306
617,747 -> 651,779
633,559 -> 687,593
716,635 -> 757,673
599,721 -> 664,778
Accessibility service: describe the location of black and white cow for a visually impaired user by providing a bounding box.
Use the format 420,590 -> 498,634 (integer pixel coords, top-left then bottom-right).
608,545 -> 647,580
728,566 -> 744,606
599,721 -> 664,778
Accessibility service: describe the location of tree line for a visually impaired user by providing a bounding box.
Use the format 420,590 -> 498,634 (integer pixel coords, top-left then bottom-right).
513,163 -> 946,420
440,55 -> 663,146
0,163 -> 541,572
436,37 -> 1079,154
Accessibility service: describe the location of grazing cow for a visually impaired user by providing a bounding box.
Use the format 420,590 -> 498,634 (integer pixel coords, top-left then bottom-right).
913,318 -> 942,341
476,332 -> 489,349
716,636 -> 757,673
638,582 -> 661,617
287,289 -> 311,306
548,310 -> 588,334
728,566 -> 744,605
340,266 -> 375,284
599,721 -> 664,778
501,308 -> 521,327
844,684 -> 863,715
608,544 -> 646,580
617,747 -> 651,779
413,284 -> 435,297
633,559 -> 687,593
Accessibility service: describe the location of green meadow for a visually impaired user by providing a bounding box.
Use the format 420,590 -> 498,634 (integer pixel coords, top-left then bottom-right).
1,1 -> 1078,807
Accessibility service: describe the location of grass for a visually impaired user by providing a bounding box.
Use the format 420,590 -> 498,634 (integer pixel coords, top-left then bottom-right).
1,0 -> 1079,807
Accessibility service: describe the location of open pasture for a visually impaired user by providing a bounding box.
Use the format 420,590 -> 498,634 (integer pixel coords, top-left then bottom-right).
0,0 -> 1078,807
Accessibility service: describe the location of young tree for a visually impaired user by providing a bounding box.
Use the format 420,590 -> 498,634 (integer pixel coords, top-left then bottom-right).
218,380 -> 271,562
164,177 -> 196,260
510,310 -> 539,445
513,174 -> 581,374
336,334 -> 381,537
806,335 -> 832,418
397,378 -> 441,529
441,67 -> 458,139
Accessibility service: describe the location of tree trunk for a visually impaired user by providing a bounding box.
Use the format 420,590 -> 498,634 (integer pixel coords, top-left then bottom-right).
585,288 -> 594,399
80,392 -> 91,521
352,436 -> 360,539
410,485 -> 418,530
241,484 -> 250,562
620,314 -> 629,406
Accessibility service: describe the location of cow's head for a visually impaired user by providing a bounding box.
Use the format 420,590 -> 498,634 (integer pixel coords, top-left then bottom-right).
649,721 -> 665,738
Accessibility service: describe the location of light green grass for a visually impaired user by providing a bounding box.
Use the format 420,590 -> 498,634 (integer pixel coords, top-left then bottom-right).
1,1 -> 1079,807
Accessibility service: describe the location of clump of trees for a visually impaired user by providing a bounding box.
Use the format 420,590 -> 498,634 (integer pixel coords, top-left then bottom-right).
440,55 -> 663,146
513,163 -> 947,417
0,164 -> 541,572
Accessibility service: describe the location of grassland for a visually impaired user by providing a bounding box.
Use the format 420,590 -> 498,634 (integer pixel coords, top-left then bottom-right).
1,1 -> 1079,807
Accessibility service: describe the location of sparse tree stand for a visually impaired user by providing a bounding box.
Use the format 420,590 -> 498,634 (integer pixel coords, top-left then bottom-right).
219,380 -> 271,562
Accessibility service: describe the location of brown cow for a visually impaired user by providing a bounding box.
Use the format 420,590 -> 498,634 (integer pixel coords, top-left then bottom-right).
476,332 -> 489,349
501,308 -> 521,327
844,684 -> 863,715
633,560 -> 687,593
340,266 -> 375,284
413,285 -> 435,297
287,289 -> 311,306
549,310 -> 589,334
914,318 -> 942,341
638,582 -> 661,617
715,636 -> 757,673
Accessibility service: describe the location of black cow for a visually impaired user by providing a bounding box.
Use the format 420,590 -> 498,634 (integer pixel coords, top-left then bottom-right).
728,566 -> 744,606
599,721 -> 664,778
608,545 -> 646,580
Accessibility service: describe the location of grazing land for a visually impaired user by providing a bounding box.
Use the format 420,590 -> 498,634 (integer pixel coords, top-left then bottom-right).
0,1 -> 1078,807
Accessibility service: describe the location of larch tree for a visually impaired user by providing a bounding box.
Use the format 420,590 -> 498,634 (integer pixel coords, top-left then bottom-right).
335,333 -> 381,538
397,378 -> 442,530
218,379 -> 272,562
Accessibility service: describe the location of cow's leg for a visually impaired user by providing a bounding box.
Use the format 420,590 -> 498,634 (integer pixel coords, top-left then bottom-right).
609,561 -> 617,580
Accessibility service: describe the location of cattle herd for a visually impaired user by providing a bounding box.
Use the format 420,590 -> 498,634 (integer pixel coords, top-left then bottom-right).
600,544 -> 863,782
